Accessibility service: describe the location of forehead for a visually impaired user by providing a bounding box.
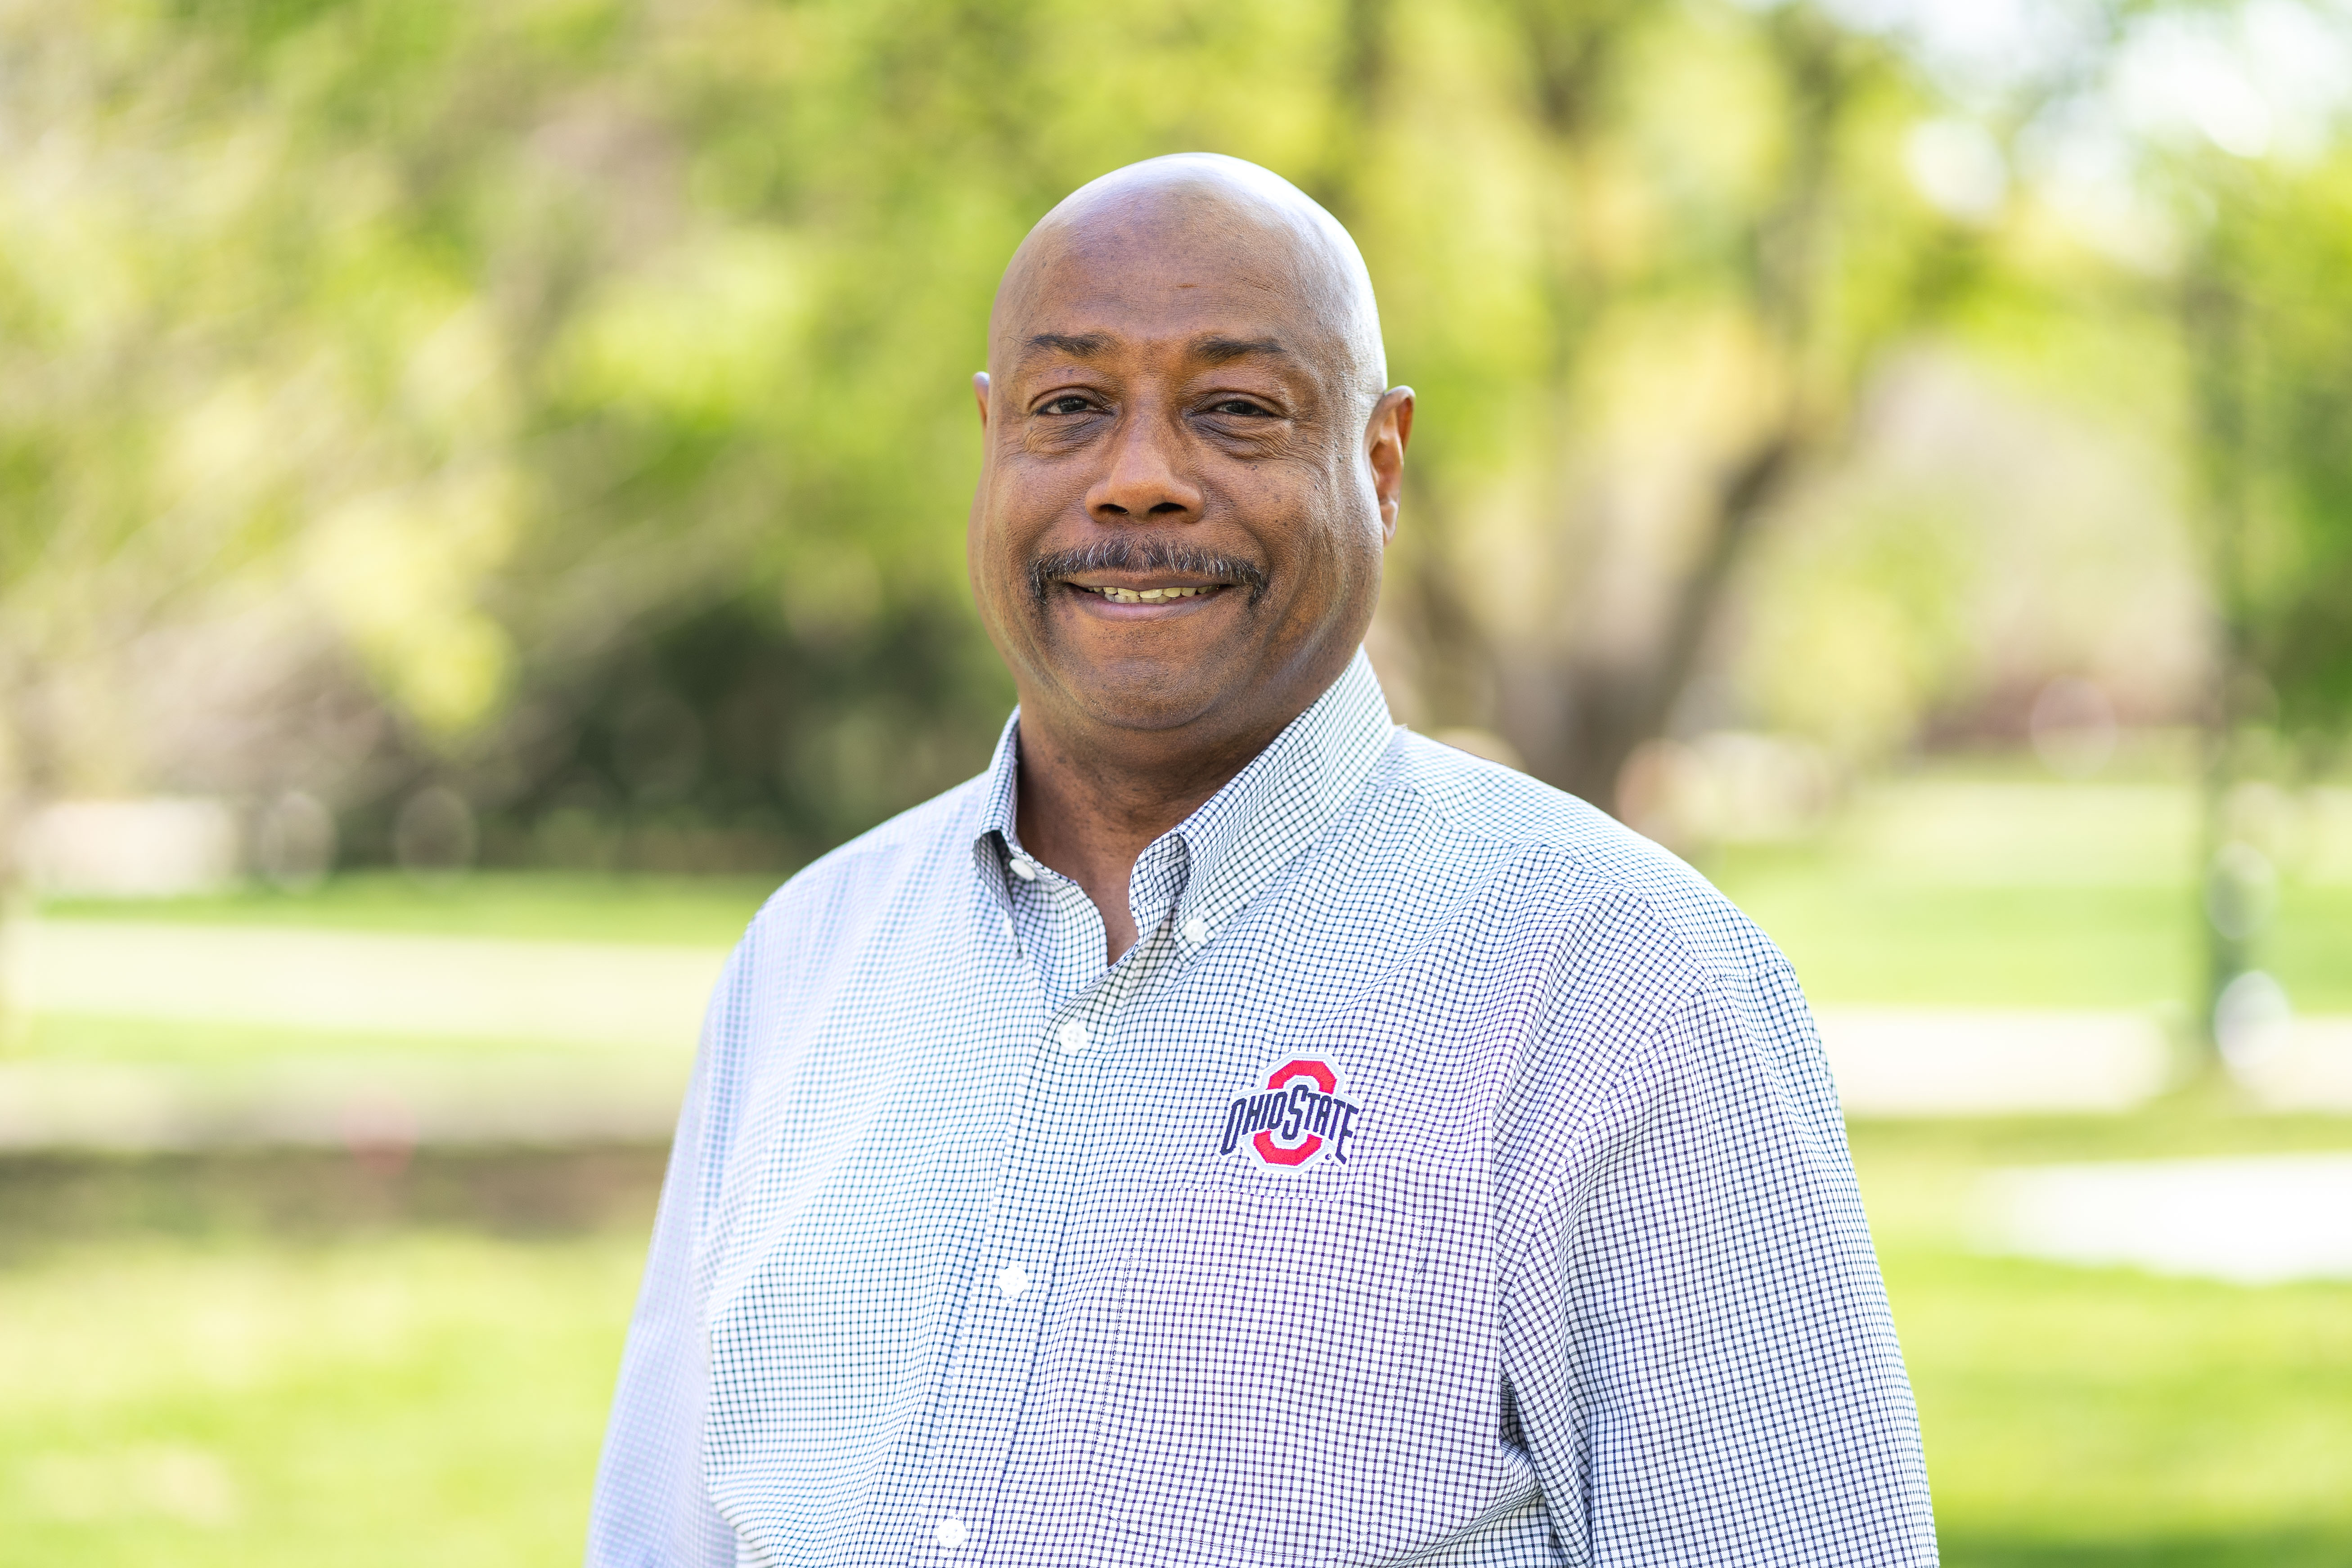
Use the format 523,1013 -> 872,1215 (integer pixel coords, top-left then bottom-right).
995,213 -> 1345,377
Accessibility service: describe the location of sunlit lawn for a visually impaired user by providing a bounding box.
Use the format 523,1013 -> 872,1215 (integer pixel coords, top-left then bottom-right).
0,1226 -> 643,1568
9,773 -> 2352,1563
1702,773 -> 2352,1013
1855,1116 -> 2352,1566
4,1120 -> 2349,1567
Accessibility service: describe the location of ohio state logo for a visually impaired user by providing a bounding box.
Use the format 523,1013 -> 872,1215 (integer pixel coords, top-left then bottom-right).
1218,1059 -> 1363,1168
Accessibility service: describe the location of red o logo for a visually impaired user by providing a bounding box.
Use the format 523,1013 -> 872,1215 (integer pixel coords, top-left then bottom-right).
1254,1058 -> 1338,1167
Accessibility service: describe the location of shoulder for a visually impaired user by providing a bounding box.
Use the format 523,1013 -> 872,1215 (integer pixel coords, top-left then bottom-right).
738,775 -> 988,949
677,777 -> 990,1188
1374,737 -> 1838,1171
1370,730 -> 1791,1005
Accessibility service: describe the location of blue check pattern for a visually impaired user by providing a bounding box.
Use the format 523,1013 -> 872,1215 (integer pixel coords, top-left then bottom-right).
588,649 -> 1937,1568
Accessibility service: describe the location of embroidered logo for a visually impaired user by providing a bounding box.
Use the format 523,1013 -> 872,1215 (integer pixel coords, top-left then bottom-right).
1218,1058 -> 1363,1168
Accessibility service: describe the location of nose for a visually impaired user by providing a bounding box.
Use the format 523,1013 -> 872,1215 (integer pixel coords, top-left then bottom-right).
1084,406 -> 1204,524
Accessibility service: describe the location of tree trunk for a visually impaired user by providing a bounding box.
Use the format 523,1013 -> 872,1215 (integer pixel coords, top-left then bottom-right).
1536,435 -> 1797,810
2183,260 -> 2257,1069
1509,9 -> 1845,816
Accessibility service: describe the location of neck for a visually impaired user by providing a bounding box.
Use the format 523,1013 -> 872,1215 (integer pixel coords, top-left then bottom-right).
1012,702 -> 1292,962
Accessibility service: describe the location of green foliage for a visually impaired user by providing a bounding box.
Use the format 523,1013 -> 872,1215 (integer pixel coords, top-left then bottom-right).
0,0 -> 2002,843
3,0 -> 2348,861
2215,160 -> 2352,744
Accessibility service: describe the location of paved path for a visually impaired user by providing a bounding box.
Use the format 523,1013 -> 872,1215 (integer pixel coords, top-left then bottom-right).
12,918 -> 725,1049
0,1053 -> 691,1150
1977,1154 -> 2352,1284
1817,1009 -> 2171,1114
4,919 -> 722,1149
1817,1008 -> 2352,1114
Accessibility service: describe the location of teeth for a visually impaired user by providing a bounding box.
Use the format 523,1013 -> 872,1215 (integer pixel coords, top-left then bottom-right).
1090,584 -> 1217,604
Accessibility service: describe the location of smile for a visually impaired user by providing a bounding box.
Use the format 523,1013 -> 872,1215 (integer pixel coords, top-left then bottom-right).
1076,583 -> 1223,604
1028,542 -> 1270,609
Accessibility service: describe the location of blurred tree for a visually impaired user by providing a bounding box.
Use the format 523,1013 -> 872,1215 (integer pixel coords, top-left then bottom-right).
2181,146 -> 2352,1048
1498,1 -> 1889,808
3,0 -> 2343,912
2207,161 -> 2352,762
1347,0 -> 2011,809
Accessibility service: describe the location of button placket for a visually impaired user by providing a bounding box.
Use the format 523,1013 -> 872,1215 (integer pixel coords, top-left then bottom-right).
915,999 -> 1098,1559
914,921 -> 1173,1556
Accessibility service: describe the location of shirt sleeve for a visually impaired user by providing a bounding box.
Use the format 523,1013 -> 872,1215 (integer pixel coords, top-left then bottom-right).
1499,956 -> 1938,1567
585,948 -> 749,1568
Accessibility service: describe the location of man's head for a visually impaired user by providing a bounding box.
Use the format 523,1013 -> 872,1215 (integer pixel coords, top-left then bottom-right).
968,153 -> 1412,776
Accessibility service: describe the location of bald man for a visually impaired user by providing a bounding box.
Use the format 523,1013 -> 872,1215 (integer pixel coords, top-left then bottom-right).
588,155 -> 1936,1568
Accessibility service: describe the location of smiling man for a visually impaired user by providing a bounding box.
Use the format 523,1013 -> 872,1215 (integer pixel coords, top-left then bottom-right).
588,155 -> 1936,1568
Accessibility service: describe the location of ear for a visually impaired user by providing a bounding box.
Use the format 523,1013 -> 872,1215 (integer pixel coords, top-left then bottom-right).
1366,386 -> 1414,543
972,372 -> 991,427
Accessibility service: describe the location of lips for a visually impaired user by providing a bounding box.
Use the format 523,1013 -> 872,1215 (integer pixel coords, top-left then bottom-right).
1070,582 -> 1225,604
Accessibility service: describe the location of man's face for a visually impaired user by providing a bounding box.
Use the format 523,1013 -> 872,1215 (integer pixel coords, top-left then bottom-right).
967,201 -> 1406,754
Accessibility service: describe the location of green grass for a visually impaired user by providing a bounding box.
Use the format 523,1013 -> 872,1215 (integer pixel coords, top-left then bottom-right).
1711,868 -> 2199,1009
1698,772 -> 2352,1012
1849,1116 -> 2352,1566
1,1120 -> 2348,1565
0,1227 -> 643,1568
1907,1255 -> 2352,1565
1704,869 -> 2352,1014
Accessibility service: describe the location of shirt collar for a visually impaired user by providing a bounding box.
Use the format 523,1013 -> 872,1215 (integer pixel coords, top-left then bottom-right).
970,647 -> 1395,947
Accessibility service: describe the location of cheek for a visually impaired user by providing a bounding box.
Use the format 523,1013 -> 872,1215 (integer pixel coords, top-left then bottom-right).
1290,486 -> 1384,620
1301,468 -> 1382,567
968,498 -> 1040,633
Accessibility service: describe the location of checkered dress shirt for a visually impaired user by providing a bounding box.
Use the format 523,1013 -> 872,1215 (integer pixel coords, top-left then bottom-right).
588,649 -> 1937,1568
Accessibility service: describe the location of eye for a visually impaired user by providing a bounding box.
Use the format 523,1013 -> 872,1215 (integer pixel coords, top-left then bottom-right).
1038,395 -> 1096,416
1206,398 -> 1273,417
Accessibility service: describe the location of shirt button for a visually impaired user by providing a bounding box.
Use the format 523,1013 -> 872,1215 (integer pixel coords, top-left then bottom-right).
1182,916 -> 1209,945
1057,1019 -> 1088,1055
1009,856 -> 1038,881
996,1263 -> 1029,1296
935,1516 -> 968,1549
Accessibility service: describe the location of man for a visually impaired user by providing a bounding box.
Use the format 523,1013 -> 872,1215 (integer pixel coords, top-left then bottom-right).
589,153 -> 1935,1567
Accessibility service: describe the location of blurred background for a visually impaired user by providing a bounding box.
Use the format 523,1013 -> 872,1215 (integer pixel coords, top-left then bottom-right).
3,0 -> 2349,1562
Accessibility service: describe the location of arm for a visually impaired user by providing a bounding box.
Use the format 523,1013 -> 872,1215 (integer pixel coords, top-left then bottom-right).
585,950 -> 750,1568
1501,959 -> 1937,1566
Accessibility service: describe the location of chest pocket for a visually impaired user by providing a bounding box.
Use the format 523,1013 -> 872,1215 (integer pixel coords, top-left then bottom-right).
1089,1173 -> 1426,1568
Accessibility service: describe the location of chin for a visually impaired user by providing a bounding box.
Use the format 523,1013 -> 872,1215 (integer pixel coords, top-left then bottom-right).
1062,662 -> 1230,734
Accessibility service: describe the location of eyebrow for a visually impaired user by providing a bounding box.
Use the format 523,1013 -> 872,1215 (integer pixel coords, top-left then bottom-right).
1024,332 -> 1111,360
1193,335 -> 1288,364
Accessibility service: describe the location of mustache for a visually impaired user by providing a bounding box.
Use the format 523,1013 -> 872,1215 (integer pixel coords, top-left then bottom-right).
1028,538 -> 1270,606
